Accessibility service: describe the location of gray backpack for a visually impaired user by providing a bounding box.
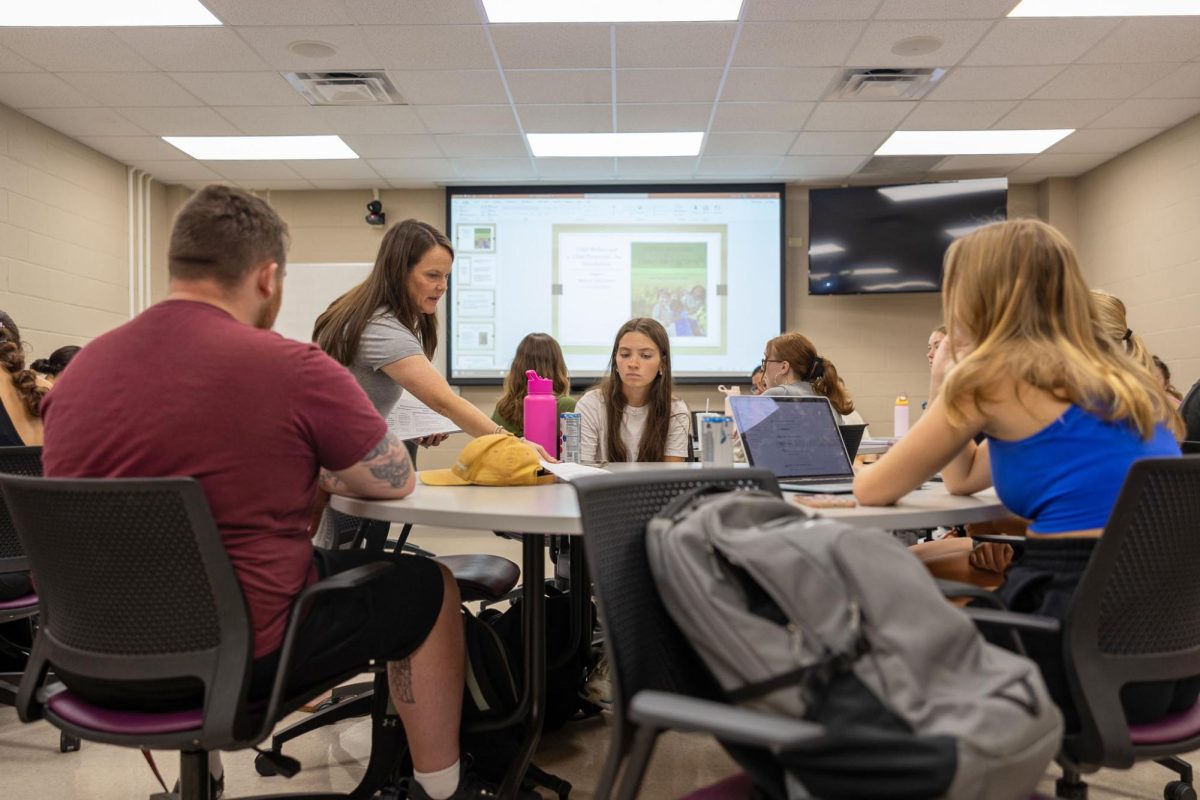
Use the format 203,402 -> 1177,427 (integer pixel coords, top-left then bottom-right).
646,488 -> 1063,800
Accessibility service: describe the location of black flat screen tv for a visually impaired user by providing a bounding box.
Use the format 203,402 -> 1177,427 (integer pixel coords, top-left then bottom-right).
807,178 -> 1007,295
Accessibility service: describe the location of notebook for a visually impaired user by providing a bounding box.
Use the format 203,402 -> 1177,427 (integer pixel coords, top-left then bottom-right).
729,395 -> 857,493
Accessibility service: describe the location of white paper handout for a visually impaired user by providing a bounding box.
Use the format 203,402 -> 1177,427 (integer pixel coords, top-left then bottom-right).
386,394 -> 461,440
538,460 -> 610,482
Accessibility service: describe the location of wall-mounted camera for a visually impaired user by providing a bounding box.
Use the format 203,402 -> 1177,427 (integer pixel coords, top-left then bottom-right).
365,199 -> 386,226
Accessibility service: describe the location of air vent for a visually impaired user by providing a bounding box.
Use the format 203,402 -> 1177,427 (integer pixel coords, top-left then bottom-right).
855,155 -> 947,176
830,68 -> 945,101
284,71 -> 405,106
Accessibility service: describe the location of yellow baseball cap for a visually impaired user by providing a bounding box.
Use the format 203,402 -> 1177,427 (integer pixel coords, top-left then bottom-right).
419,434 -> 555,487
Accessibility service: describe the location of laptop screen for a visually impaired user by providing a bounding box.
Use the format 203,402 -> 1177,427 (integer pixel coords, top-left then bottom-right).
729,396 -> 854,480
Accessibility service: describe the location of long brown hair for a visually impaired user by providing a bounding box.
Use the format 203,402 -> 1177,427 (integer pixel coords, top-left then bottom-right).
0,312 -> 47,418
1090,290 -> 1156,375
313,219 -> 452,364
494,333 -> 571,432
593,318 -> 679,462
766,332 -> 855,416
940,219 -> 1181,440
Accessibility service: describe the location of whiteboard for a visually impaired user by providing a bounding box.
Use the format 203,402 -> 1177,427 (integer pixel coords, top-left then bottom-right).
275,262 -> 372,344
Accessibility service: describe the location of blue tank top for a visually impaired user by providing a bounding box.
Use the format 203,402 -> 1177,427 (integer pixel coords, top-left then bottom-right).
988,405 -> 1180,534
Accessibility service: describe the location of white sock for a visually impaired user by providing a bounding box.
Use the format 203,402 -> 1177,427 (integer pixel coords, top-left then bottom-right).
414,759 -> 461,800
208,751 -> 224,780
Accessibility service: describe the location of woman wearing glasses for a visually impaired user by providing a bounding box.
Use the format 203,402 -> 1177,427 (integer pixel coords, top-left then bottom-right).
759,332 -> 867,426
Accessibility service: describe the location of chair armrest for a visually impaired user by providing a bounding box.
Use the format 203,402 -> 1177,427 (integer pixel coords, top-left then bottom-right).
968,534 -> 1027,546
963,607 -> 1061,636
628,690 -> 825,751
935,579 -> 1006,609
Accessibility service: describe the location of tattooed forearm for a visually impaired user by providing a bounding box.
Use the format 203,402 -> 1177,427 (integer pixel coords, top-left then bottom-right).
364,432 -> 413,489
389,657 -> 415,704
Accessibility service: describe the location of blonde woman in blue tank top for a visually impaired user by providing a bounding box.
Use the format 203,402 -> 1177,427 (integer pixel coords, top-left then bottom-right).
854,218 -> 1187,732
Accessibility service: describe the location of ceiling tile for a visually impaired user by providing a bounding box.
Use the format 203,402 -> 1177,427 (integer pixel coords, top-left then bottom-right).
615,156 -> 698,177
720,68 -> 840,103
616,103 -> 712,132
507,70 -> 612,105
0,73 -> 98,109
0,44 -> 43,72
992,99 -> 1120,129
964,19 -> 1120,66
1032,63 -> 1177,101
113,28 -> 269,72
1138,63 -> 1200,99
130,160 -> 221,182
435,135 -> 528,158
235,25 -> 383,71
346,0 -> 480,24
200,0 -> 349,25
874,0 -> 1016,18
362,26 -> 496,70
237,179 -> 317,190
517,104 -> 612,133
534,157 -> 616,179
703,132 -> 797,156
452,157 -> 536,179
745,0 -> 880,20
1079,18 -> 1200,64
206,161 -> 305,180
0,29 -> 156,72
696,156 -> 782,176
23,107 -> 145,137
170,72 -> 307,107
416,106 -> 518,134
733,22 -> 866,67
617,69 -> 720,104
776,155 -> 870,178
489,25 -> 610,70
386,178 -> 442,189
314,105 -> 428,134
928,66 -> 1064,101
899,100 -> 1018,130
341,134 -> 444,158
1044,128 -> 1162,154
210,106 -> 329,135
284,159 -> 383,180
58,73 -> 202,108
804,101 -> 917,131
1011,152 -> 1117,177
788,131 -> 889,155
929,155 -> 1034,173
368,158 -> 456,179
78,136 -> 193,162
615,23 -> 736,68
119,106 -> 243,135
712,102 -> 814,131
847,21 -> 994,68
1090,98 -> 1200,130
387,70 -> 507,106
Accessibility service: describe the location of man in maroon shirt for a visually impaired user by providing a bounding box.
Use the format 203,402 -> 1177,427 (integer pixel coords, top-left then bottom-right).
43,186 -> 496,800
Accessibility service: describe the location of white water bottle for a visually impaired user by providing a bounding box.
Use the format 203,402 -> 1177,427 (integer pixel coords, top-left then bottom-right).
893,393 -> 910,438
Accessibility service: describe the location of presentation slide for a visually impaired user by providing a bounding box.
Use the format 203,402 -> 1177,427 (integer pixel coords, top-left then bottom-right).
447,186 -> 784,383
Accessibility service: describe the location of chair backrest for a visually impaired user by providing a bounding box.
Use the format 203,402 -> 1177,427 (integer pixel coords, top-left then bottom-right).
1063,456 -> 1200,763
0,446 -> 42,571
1,475 -> 252,739
572,468 -> 780,732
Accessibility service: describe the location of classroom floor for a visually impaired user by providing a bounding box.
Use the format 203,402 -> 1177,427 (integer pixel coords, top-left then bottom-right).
0,528 -> 1191,799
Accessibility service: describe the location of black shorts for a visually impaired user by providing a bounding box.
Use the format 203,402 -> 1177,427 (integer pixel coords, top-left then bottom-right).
60,548 -> 445,712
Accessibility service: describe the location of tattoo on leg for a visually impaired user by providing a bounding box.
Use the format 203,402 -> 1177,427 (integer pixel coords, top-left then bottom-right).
390,657 -> 415,704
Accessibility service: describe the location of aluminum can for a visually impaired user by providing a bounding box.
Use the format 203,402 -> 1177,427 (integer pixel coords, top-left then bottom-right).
700,416 -> 734,466
559,412 -> 582,462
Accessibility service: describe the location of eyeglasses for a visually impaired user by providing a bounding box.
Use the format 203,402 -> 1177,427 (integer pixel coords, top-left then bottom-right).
760,358 -> 783,369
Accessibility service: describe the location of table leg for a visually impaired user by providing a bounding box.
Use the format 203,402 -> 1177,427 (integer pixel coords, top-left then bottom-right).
498,532 -> 546,800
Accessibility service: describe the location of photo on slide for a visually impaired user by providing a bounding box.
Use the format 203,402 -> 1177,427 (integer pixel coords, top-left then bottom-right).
456,223 -> 496,254
631,242 -> 709,338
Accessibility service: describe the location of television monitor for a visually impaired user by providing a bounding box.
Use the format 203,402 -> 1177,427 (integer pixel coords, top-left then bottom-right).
445,184 -> 785,385
807,178 -> 1007,295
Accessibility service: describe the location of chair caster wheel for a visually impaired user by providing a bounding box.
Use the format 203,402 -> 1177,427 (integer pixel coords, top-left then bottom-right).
255,751 -> 279,777
59,732 -> 80,752
1165,781 -> 1197,800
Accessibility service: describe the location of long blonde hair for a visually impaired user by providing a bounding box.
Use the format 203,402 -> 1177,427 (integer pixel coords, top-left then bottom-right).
940,219 -> 1181,440
1090,290 -> 1156,375
494,333 -> 570,433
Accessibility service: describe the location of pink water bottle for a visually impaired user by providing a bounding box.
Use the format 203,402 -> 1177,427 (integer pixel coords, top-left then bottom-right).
523,370 -> 558,456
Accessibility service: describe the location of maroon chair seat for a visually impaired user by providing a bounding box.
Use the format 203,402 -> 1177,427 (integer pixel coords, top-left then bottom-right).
1130,702 -> 1200,746
678,772 -> 753,800
47,691 -> 203,736
0,592 -> 36,610
433,554 -> 520,603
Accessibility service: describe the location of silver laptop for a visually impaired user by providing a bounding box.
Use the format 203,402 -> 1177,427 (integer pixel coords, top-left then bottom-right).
729,395 -> 857,493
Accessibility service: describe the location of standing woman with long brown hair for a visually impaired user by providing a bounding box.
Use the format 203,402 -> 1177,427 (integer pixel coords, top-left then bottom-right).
313,219 -> 549,457
577,317 -> 690,463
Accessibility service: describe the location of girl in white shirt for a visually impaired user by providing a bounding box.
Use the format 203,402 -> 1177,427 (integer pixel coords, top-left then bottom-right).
577,317 -> 690,463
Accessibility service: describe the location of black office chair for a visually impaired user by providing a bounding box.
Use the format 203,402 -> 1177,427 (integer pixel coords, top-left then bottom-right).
4,474 -> 412,800
960,457 -> 1200,800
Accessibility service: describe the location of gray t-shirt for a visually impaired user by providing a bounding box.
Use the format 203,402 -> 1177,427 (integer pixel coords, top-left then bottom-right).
348,312 -> 426,417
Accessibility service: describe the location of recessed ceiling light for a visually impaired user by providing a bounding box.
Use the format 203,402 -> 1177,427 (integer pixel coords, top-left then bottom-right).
527,132 -> 704,158
0,0 -> 220,26
287,41 -> 339,59
891,36 -> 943,56
875,130 -> 1073,156
877,179 -> 1007,203
482,0 -> 743,23
1009,0 -> 1200,16
163,135 -> 359,160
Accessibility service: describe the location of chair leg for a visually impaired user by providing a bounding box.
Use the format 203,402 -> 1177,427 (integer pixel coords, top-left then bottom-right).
614,726 -> 660,800
1055,766 -> 1088,800
593,736 -> 627,800
268,690 -> 373,755
1157,756 -> 1194,784
179,750 -> 211,800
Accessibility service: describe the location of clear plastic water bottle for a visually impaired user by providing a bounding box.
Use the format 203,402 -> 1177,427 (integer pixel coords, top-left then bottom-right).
523,370 -> 558,456
893,393 -> 910,438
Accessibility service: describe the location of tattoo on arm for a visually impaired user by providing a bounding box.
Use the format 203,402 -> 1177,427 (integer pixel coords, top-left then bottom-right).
389,657 -> 415,704
363,432 -> 413,489
319,469 -> 344,492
